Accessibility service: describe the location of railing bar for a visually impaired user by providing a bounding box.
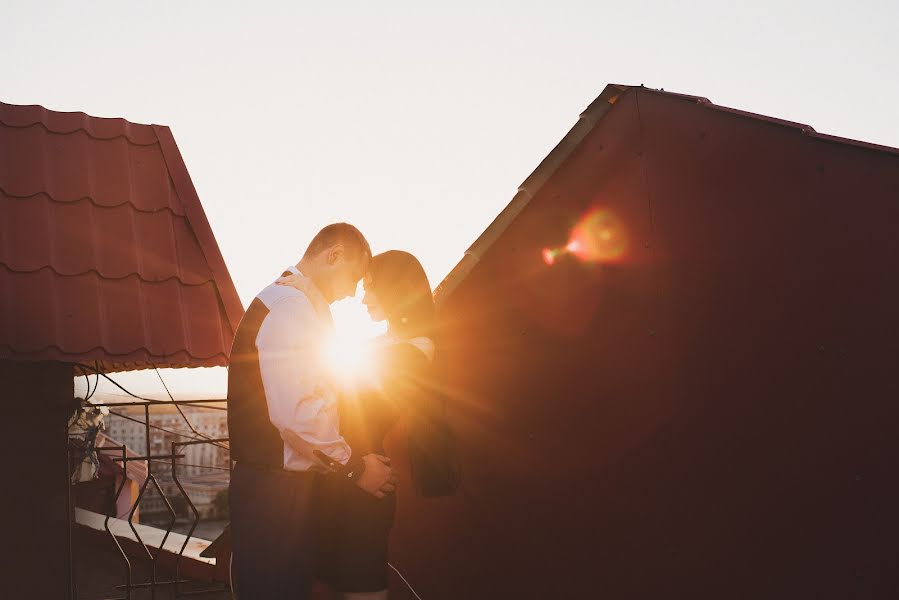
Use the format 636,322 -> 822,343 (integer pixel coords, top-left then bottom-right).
107,409 -> 229,449
115,579 -> 193,589
111,454 -> 185,461
66,441 -> 76,600
149,474 -> 178,568
126,476 -> 155,561
86,399 -> 226,408
172,438 -> 230,447
143,404 -> 157,600
171,440 -> 200,597
76,396 -> 231,599
103,445 -> 133,600
176,587 -> 233,597
166,459 -> 231,471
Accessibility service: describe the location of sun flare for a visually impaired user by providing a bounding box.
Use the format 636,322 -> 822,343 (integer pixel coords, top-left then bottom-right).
324,292 -> 387,379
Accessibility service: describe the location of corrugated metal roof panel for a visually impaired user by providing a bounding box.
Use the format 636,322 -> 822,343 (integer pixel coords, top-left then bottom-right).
0,101 -> 242,372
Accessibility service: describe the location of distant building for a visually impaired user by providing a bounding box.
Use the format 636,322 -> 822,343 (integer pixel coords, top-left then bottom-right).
179,471 -> 231,519
104,406 -> 229,521
105,406 -> 229,475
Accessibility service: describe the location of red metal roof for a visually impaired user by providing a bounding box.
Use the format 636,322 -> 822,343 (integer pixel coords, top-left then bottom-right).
435,84 -> 899,304
413,85 -> 899,597
0,101 -> 243,372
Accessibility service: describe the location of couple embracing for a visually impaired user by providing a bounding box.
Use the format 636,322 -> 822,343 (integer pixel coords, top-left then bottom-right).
227,223 -> 456,600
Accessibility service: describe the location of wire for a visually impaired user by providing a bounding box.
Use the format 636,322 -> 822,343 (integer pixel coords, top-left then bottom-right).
107,409 -> 227,447
74,362 -> 228,450
229,551 -> 234,598
78,360 -> 100,403
74,362 -> 171,404
153,365 -> 228,449
389,562 -> 423,600
87,360 -> 100,401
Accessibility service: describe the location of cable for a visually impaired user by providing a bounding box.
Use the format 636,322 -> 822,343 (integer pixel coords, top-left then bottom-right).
74,362 -> 172,404
78,361 -> 100,403
388,562 -> 423,600
229,551 -> 234,598
87,360 -> 100,401
107,410 -> 225,446
74,362 -> 228,450
153,365 -> 228,449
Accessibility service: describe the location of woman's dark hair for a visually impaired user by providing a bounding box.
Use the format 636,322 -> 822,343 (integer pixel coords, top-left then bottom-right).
368,250 -> 435,338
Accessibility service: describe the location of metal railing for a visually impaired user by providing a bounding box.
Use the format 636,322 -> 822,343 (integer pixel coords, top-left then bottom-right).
67,398 -> 231,600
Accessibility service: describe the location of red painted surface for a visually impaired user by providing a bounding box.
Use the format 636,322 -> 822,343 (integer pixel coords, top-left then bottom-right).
0,102 -> 242,370
388,87 -> 899,598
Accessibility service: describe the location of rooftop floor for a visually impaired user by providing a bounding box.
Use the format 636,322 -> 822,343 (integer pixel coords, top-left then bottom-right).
73,513 -> 231,599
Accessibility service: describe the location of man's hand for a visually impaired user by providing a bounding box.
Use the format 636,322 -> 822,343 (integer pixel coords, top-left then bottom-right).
355,454 -> 398,499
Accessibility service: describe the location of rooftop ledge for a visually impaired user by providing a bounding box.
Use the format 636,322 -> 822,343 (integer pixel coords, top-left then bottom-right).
75,507 -> 228,585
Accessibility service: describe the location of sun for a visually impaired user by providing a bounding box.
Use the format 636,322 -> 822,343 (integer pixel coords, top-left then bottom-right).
324,330 -> 374,379
325,292 -> 387,379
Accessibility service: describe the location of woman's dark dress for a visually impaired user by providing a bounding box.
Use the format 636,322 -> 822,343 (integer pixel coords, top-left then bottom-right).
316,340 -> 433,593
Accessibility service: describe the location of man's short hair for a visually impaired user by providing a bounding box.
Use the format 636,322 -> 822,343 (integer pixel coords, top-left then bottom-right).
303,223 -> 371,263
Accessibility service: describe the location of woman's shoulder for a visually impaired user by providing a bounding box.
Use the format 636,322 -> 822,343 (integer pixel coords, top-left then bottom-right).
377,337 -> 435,373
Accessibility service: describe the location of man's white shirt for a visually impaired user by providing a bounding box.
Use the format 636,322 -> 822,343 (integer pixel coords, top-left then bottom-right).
254,266 -> 351,472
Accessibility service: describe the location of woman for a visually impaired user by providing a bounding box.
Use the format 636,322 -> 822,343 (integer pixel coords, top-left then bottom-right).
279,250 -> 456,599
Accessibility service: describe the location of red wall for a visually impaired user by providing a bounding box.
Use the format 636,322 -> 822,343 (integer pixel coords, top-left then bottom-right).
387,89 -> 899,598
2,359 -> 74,598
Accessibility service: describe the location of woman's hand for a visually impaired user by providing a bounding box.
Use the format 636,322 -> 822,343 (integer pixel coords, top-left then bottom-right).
356,454 -> 399,499
276,272 -> 332,317
276,272 -> 311,293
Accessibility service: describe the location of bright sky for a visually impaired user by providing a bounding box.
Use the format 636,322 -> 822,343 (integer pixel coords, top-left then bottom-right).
5,1 -> 897,399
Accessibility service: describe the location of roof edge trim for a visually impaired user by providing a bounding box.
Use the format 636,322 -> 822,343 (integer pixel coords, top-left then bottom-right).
434,83 -> 628,304
0,101 -> 159,145
152,125 -> 245,334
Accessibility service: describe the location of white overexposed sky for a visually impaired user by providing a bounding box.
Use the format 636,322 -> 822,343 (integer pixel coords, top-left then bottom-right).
4,0 -> 897,399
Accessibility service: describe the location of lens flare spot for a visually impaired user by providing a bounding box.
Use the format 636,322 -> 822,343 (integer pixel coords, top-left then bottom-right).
568,208 -> 627,263
541,208 -> 628,267
542,248 -> 557,265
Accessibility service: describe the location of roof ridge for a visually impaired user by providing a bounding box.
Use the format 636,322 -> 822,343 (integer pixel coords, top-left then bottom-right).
637,87 -> 899,156
0,101 -> 159,145
0,187 -> 187,217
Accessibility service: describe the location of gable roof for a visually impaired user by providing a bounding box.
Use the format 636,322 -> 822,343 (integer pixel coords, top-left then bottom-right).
434,83 -> 899,305
0,101 -> 244,372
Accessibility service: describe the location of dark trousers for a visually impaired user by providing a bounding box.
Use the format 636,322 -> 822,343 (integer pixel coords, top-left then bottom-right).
229,462 -> 319,600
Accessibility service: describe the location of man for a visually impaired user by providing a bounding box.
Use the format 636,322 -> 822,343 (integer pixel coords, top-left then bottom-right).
227,223 -> 397,599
